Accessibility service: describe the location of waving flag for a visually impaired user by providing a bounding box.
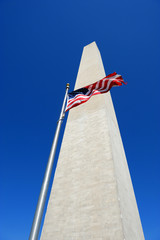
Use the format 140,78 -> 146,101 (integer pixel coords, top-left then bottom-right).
65,72 -> 126,112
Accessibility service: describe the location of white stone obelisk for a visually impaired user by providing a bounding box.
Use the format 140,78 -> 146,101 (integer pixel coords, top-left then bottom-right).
41,42 -> 144,240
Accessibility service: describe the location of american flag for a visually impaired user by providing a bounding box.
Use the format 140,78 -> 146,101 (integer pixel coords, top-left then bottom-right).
65,72 -> 126,112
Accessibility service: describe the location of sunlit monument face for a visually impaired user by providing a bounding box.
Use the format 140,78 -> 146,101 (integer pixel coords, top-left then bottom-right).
40,42 -> 144,240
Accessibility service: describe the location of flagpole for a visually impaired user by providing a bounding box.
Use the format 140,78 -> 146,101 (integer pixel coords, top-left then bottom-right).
29,83 -> 70,240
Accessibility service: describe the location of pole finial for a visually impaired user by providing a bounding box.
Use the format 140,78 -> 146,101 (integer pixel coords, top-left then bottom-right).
66,83 -> 70,89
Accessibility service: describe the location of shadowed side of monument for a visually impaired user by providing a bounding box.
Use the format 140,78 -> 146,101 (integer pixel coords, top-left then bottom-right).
40,42 -> 144,240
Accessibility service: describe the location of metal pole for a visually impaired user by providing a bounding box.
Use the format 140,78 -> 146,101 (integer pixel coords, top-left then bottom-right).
29,83 -> 70,240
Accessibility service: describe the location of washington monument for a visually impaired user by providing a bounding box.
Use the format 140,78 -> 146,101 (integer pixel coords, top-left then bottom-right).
40,42 -> 144,239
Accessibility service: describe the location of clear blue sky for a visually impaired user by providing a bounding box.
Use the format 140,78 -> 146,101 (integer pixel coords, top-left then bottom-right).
0,0 -> 160,239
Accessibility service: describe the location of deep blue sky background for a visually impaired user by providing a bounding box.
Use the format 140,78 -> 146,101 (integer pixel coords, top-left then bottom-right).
1,0 -> 160,239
